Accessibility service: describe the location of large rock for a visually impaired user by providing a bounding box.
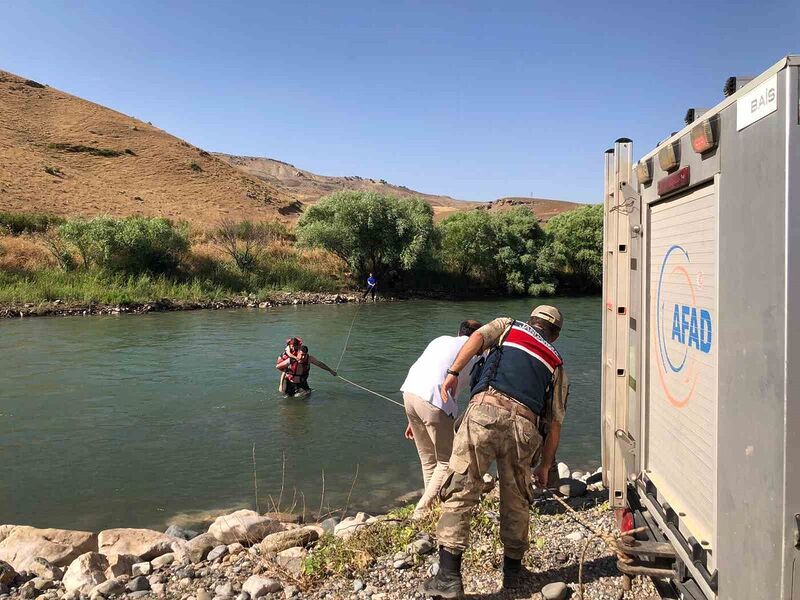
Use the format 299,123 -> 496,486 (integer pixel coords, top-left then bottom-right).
0,560 -> 16,585
91,576 -> 126,598
97,529 -> 182,560
185,533 -> 218,563
275,547 -> 306,577
0,526 -> 97,572
164,525 -> 198,541
62,552 -> 109,594
556,462 -> 571,480
29,557 -> 64,581
242,575 -> 281,598
558,478 -> 587,498
542,581 -> 568,600
103,554 -> 139,579
0,526 -> 14,545
333,513 -> 370,539
208,510 -> 283,545
258,528 -> 319,555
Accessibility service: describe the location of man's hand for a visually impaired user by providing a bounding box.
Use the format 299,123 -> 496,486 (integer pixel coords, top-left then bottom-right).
404,423 -> 414,440
330,369 -> 337,377
440,373 -> 458,404
533,464 -> 549,488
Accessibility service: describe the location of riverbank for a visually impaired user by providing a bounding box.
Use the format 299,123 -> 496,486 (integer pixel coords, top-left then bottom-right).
0,292 -> 393,319
0,466 -> 658,600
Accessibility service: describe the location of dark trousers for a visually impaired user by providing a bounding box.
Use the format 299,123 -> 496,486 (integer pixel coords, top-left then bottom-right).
363,286 -> 376,300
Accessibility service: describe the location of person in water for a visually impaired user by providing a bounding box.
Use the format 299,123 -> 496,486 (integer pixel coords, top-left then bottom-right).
363,272 -> 377,301
276,338 -> 337,396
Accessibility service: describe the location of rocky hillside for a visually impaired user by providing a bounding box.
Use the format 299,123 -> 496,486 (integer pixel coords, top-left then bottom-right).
0,68 -> 582,229
0,71 -> 298,228
477,197 -> 583,222
213,155 -> 480,221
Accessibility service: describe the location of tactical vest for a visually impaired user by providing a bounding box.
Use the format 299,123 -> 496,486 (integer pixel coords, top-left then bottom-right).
471,319 -> 563,416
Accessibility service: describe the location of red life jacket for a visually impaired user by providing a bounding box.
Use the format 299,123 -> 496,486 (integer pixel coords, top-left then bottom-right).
278,351 -> 310,384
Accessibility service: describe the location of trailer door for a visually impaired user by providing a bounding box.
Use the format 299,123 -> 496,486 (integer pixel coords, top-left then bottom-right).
645,182 -> 718,550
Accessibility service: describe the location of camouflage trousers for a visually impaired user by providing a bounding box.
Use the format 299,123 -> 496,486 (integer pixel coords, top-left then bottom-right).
436,397 -> 543,560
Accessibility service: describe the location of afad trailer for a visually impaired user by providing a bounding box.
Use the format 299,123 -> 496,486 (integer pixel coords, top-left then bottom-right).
601,56 -> 800,599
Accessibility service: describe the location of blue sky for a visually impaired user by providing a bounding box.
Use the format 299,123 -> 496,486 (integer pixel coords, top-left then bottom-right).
2,1 -> 798,203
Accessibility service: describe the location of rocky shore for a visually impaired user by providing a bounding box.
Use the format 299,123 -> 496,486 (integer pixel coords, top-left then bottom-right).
0,293 -> 390,319
0,465 -> 659,600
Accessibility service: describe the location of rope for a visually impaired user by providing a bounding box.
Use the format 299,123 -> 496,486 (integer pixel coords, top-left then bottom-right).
336,375 -> 405,408
335,302 -> 363,372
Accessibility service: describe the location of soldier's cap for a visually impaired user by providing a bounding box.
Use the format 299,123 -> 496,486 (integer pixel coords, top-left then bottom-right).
530,305 -> 563,329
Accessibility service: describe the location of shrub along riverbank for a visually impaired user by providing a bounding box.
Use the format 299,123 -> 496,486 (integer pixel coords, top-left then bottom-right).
0,193 -> 602,313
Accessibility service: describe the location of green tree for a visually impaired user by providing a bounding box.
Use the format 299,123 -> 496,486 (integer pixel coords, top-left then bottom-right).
296,191 -> 435,279
437,210 -> 496,278
538,204 -> 603,291
59,216 -> 189,274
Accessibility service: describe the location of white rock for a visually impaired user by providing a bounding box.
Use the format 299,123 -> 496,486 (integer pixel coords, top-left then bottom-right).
566,531 -> 584,543
104,553 -> 139,578
275,547 -> 306,577
62,552 -> 109,594
29,557 -> 64,581
207,546 -> 228,562
557,462 -> 571,480
571,471 -> 584,480
97,529 -> 182,560
90,576 -> 126,598
542,581 -> 568,600
151,582 -> 165,596
208,510 -> 283,545
131,562 -> 151,577
0,526 -> 98,572
333,512 -> 370,539
242,575 -> 282,598
227,543 -> 244,555
151,553 -> 174,569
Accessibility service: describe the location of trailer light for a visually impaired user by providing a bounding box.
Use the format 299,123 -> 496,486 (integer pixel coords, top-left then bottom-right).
636,159 -> 653,185
657,142 -> 680,172
657,166 -> 690,196
691,119 -> 717,154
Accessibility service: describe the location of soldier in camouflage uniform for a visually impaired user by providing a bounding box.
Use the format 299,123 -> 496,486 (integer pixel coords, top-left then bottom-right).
421,305 -> 568,599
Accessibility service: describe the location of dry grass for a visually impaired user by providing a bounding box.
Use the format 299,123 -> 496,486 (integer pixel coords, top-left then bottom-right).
0,235 -> 54,270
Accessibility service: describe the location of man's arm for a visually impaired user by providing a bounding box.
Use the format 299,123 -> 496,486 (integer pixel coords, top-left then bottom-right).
533,422 -> 561,487
309,355 -> 337,377
440,318 -> 511,403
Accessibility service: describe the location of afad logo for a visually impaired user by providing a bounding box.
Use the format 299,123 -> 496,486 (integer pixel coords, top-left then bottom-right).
655,245 -> 713,408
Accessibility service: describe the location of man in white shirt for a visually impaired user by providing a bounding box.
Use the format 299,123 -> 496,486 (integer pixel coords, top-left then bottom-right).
401,319 -> 482,518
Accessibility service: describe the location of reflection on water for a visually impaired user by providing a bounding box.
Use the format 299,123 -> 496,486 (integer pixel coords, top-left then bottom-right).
0,297 -> 601,531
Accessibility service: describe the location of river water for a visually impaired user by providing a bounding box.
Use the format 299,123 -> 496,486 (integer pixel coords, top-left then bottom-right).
1,297 -> 600,532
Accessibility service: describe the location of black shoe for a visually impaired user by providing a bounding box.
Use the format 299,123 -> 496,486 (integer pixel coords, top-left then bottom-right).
420,547 -> 464,599
502,556 -> 532,590
420,569 -> 465,599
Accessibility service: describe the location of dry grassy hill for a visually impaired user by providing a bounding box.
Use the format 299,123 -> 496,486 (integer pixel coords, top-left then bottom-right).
477,197 -> 583,221
0,68 -> 581,228
0,70 -> 298,228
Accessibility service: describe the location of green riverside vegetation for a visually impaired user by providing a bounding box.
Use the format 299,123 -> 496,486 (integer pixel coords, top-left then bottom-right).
0,193 -> 603,306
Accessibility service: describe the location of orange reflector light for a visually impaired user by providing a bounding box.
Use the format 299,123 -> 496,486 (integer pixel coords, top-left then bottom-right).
691,119 -> 717,154
658,142 -> 680,172
636,159 -> 653,185
658,166 -> 690,196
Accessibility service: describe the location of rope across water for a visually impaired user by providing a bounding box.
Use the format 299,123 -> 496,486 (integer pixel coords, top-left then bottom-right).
336,374 -> 404,408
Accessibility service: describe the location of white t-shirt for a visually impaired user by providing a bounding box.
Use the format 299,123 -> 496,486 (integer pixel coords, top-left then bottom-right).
400,335 -> 476,417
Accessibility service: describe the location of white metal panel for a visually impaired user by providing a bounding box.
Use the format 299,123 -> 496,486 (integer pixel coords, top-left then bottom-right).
646,184 -> 718,547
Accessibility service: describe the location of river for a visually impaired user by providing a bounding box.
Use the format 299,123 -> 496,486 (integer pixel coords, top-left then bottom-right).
0,297 -> 601,532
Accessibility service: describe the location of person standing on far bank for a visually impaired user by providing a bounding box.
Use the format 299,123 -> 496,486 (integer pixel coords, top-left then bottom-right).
401,319 -> 483,520
363,272 -> 377,301
421,305 -> 569,598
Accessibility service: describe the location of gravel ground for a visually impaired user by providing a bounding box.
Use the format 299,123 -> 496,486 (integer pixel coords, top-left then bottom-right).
1,490 -> 661,600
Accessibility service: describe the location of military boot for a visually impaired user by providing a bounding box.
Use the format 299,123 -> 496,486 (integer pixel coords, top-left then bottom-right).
420,547 -> 464,599
502,555 -> 533,590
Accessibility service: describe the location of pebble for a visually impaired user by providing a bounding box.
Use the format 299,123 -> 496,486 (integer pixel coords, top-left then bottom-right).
235,593 -> 250,600
541,581 -> 568,600
283,587 -> 297,599
207,546 -> 228,562
132,562 -> 152,577
566,531 -> 585,542
197,590 -> 212,600
215,582 -> 234,598
126,576 -> 151,593
152,553 -> 175,569
129,592 -> 150,599
352,580 -> 365,592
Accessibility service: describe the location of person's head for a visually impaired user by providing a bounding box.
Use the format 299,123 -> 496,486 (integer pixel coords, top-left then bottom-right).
369,272 -> 373,277
299,345 -> 308,357
287,337 -> 302,351
458,319 -> 483,337
528,305 -> 563,343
